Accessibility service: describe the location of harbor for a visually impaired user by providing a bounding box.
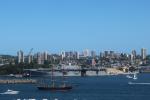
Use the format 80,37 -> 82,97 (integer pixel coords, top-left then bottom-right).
0,0 -> 149,99
0,73 -> 150,100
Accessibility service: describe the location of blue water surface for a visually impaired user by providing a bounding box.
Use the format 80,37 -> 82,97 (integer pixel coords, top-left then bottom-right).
0,73 -> 150,100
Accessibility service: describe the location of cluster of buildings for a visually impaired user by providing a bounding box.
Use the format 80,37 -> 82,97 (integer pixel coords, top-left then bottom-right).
99,48 -> 147,68
16,49 -> 97,65
17,50 -> 48,64
0,48 -> 148,68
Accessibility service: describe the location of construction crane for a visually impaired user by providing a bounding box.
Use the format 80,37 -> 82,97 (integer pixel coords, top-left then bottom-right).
28,48 -> 33,63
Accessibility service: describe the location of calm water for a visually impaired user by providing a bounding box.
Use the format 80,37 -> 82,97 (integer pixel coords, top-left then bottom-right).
0,73 -> 150,100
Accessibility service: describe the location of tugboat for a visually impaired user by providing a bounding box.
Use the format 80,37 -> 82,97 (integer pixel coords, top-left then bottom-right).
37,65 -> 72,91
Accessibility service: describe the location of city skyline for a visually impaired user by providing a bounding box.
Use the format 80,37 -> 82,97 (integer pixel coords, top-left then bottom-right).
0,48 -> 148,57
0,0 -> 150,55
0,48 -> 148,67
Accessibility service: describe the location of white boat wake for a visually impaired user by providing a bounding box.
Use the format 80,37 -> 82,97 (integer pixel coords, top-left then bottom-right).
128,82 -> 150,85
0,89 -> 19,95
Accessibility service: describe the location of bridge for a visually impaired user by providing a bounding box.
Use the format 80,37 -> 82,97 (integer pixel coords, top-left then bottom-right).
23,68 -> 107,77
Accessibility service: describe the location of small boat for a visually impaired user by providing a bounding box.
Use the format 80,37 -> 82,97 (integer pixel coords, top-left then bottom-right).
126,73 -> 138,80
37,65 -> 72,91
126,75 -> 133,79
0,89 -> 19,95
133,73 -> 138,80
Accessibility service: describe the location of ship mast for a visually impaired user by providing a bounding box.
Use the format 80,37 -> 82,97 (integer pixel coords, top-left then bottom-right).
62,65 -> 66,87
51,64 -> 55,87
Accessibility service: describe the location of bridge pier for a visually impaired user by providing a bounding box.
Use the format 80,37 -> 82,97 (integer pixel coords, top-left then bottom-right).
81,69 -> 86,77
96,70 -> 99,75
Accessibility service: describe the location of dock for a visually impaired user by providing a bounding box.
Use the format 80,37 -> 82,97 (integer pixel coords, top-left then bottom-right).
0,79 -> 37,84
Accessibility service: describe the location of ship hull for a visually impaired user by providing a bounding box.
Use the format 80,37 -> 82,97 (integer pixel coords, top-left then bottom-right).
37,86 -> 72,91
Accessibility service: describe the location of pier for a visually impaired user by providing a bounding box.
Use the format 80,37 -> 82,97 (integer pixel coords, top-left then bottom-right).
0,79 -> 37,84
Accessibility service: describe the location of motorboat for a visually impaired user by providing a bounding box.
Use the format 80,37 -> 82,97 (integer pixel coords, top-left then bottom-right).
126,75 -> 133,79
126,73 -> 138,80
133,73 -> 138,80
0,89 -> 19,95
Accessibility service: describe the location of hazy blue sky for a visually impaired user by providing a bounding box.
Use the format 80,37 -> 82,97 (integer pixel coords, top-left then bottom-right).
0,0 -> 150,55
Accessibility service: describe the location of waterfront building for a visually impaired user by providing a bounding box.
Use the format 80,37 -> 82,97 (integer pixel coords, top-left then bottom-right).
92,59 -> 96,66
17,50 -> 24,63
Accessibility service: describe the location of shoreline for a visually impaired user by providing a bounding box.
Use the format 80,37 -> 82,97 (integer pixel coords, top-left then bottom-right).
0,72 -> 142,77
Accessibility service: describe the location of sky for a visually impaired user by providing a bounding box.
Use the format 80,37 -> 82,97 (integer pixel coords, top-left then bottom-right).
0,0 -> 150,55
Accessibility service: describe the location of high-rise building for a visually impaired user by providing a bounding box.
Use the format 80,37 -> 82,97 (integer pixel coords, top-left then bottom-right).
77,52 -> 80,59
28,55 -> 33,64
61,51 -> 66,60
91,51 -> 96,58
83,49 -> 90,57
74,51 -> 80,59
69,51 -> 74,58
131,50 -> 136,61
130,53 -> 134,62
36,51 -> 48,64
43,51 -> 48,61
141,48 -> 147,60
37,52 -> 42,64
64,51 -> 73,58
17,50 -> 24,63
132,50 -> 136,58
104,51 -> 109,57
100,52 -> 104,58
110,51 -> 115,58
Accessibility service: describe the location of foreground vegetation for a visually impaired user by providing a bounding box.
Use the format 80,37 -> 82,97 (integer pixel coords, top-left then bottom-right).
0,63 -> 52,75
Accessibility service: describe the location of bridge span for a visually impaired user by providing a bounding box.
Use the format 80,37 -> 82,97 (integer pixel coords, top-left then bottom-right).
23,68 -> 107,77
